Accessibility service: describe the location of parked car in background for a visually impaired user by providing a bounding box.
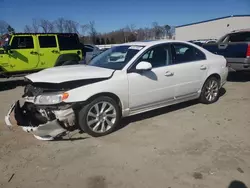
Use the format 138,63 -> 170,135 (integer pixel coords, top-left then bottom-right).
108,51 -> 126,62
100,48 -> 110,53
0,33 -> 82,77
189,39 -> 217,46
203,30 -> 250,72
5,40 -> 228,140
81,44 -> 101,64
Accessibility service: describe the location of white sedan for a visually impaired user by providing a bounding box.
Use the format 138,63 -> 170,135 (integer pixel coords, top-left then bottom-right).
5,40 -> 228,140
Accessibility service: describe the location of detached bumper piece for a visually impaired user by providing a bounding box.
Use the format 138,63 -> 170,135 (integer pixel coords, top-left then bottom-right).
5,100 -> 75,141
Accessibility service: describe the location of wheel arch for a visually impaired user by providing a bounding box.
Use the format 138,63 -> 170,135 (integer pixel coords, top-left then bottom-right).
204,73 -> 221,85
86,92 -> 123,111
54,53 -> 80,66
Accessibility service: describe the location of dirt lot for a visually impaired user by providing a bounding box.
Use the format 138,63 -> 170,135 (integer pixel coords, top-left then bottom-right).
0,74 -> 250,188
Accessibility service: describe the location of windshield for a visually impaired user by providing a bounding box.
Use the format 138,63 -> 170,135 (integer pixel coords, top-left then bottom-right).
88,45 -> 144,70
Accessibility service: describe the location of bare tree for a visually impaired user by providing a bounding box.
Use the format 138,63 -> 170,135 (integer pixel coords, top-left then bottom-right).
24,25 -> 33,33
88,21 -> 97,44
152,22 -> 164,39
0,20 -> 9,35
81,24 -> 89,36
64,20 -> 79,33
32,19 -> 40,32
39,19 -> 54,33
7,25 -> 15,34
54,18 -> 65,32
164,25 -> 171,38
128,24 -> 136,32
169,26 -> 175,39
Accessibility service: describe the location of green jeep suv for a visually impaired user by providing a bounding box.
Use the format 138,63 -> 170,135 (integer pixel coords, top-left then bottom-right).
0,33 -> 83,77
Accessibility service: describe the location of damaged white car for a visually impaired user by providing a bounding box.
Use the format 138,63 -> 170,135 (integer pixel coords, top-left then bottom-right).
5,40 -> 228,140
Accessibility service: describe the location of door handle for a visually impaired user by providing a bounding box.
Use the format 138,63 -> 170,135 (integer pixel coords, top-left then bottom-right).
200,65 -> 207,70
30,51 -> 38,55
165,71 -> 174,76
52,50 -> 59,53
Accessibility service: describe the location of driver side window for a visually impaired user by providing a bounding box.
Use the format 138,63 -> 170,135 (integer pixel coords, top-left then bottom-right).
136,44 -> 171,68
11,36 -> 34,49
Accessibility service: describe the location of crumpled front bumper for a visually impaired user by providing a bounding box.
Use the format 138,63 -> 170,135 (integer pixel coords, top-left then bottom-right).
5,100 -> 74,141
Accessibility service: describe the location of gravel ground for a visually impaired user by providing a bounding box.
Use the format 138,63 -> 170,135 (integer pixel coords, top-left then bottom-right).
0,73 -> 250,188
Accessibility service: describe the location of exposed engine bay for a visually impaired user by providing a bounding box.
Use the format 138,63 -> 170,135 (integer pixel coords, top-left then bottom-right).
5,78 -> 107,141
4,64 -> 115,141
10,99 -> 75,140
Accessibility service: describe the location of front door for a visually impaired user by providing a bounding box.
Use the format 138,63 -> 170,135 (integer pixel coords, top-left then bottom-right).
127,44 -> 176,112
8,35 -> 39,72
171,42 -> 208,99
37,35 -> 60,68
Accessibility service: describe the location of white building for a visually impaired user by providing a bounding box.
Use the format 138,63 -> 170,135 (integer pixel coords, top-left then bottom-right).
175,15 -> 250,41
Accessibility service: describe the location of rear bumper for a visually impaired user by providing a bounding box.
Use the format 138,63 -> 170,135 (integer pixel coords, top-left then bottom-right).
220,67 -> 228,87
227,57 -> 250,71
4,100 -> 75,141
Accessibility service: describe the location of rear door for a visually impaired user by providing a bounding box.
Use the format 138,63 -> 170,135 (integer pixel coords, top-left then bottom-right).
38,35 -> 59,68
8,35 -> 39,71
171,42 -> 208,99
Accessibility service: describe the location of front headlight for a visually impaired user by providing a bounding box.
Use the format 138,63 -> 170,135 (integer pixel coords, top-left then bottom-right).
35,92 -> 69,105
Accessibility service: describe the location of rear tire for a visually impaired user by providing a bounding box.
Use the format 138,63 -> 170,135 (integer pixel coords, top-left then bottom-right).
78,96 -> 121,137
199,77 -> 220,104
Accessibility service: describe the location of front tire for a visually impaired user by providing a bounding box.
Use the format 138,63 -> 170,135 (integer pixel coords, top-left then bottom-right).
78,96 -> 121,137
199,77 -> 220,104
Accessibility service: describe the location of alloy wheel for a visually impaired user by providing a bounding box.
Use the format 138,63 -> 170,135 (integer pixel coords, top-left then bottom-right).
86,101 -> 117,133
205,80 -> 219,102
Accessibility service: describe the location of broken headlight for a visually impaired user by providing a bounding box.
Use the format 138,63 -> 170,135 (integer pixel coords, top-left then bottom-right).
35,93 -> 69,105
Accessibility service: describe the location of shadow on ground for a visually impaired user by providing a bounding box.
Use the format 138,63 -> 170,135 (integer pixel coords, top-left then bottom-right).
227,72 -> 250,82
0,79 -> 25,92
52,136 -> 89,142
118,87 -> 226,130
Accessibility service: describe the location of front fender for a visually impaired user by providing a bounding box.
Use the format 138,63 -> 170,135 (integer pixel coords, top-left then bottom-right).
64,71 -> 129,113
55,54 -> 81,66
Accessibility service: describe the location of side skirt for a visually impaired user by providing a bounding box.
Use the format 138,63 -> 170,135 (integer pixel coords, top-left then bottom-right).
127,93 -> 199,117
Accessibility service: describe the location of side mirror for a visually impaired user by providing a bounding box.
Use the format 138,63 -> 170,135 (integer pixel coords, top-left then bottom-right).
136,61 -> 152,71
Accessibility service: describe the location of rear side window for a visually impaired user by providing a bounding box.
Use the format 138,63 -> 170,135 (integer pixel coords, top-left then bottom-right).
11,36 -> 34,49
57,34 -> 80,50
172,43 -> 206,64
38,36 -> 57,48
228,32 -> 250,42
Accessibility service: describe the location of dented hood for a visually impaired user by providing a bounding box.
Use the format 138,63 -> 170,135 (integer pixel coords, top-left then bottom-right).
26,65 -> 115,83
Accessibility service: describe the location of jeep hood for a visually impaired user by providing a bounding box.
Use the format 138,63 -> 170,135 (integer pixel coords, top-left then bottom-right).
26,65 -> 115,83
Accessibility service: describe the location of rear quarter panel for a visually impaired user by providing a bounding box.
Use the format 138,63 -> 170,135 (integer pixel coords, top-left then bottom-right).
205,54 -> 228,86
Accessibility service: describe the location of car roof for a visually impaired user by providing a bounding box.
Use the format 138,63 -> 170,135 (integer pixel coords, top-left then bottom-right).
231,28 -> 250,33
120,39 -> 187,47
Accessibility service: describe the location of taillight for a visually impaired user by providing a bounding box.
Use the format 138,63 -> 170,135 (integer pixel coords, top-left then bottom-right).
247,44 -> 250,57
